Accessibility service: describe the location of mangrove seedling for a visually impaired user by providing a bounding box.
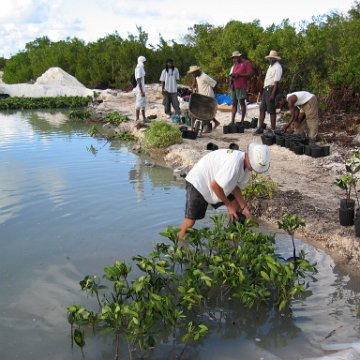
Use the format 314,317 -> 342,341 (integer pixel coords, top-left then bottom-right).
278,213 -> 305,268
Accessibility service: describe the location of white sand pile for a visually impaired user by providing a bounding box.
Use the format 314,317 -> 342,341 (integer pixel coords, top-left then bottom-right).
0,67 -> 94,98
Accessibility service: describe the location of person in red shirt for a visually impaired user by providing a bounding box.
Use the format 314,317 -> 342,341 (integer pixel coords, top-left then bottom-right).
229,51 -> 252,124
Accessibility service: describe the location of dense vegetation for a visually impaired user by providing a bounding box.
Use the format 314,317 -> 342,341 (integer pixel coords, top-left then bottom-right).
0,96 -> 91,110
1,3 -> 359,111
67,215 -> 316,359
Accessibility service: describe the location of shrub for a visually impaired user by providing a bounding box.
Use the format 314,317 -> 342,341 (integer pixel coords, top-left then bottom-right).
142,120 -> 182,148
104,112 -> 129,126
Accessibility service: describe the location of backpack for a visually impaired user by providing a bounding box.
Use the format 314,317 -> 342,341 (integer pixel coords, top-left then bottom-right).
130,74 -> 137,88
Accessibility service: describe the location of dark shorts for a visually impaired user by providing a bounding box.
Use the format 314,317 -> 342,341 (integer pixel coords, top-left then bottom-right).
259,87 -> 278,114
184,181 -> 235,220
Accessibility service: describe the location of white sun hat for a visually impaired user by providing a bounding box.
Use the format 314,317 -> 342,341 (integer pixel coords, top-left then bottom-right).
248,143 -> 270,173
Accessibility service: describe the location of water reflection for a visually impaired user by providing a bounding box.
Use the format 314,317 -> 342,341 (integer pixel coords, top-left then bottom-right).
128,155 -> 181,202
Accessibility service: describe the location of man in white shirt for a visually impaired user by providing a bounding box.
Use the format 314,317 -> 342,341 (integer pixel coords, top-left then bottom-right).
254,50 -> 283,135
135,55 -> 147,121
277,91 -> 319,141
187,65 -> 220,132
159,58 -> 181,118
178,143 -> 271,243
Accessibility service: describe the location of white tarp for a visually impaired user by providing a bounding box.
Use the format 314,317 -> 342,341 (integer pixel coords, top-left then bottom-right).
0,67 -> 94,98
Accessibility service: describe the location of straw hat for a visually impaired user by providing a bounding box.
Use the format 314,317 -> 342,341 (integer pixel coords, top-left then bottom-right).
265,50 -> 281,60
247,143 -> 270,173
187,65 -> 201,73
231,51 -> 242,58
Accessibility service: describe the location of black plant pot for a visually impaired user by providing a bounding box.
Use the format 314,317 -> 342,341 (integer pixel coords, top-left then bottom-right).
321,145 -> 330,156
276,135 -> 285,147
261,135 -> 275,146
229,143 -> 239,150
235,122 -> 245,133
339,207 -> 354,226
228,123 -> 238,133
243,121 -> 251,129
355,217 -> 360,237
340,199 -> 355,209
182,130 -> 197,140
223,125 -> 230,134
292,143 -> 305,155
304,145 -> 312,156
250,117 -> 258,128
206,142 -> 218,151
311,146 -> 323,158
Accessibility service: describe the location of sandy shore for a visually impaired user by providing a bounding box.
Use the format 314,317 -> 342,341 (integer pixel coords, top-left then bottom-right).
94,84 -> 360,273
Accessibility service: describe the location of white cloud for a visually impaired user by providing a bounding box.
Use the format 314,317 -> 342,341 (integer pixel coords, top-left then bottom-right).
0,0 -> 356,58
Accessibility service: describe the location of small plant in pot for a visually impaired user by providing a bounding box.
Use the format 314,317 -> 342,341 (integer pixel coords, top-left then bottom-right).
334,151 -> 360,227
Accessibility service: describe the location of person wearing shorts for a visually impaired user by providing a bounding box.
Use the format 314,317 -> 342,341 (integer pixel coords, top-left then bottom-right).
229,51 -> 252,124
178,144 -> 271,243
254,50 -> 283,135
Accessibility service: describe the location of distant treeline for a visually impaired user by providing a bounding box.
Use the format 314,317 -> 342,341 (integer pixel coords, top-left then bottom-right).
1,2 -> 359,111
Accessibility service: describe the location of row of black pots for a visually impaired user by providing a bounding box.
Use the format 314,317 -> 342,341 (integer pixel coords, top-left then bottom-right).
223,122 -> 245,134
223,118 -> 263,134
269,133 -> 331,157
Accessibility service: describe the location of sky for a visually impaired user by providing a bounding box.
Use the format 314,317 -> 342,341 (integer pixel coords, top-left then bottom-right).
0,0 -> 356,58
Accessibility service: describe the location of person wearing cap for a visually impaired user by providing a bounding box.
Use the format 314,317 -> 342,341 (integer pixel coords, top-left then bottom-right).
254,50 -> 283,135
229,51 -> 253,125
159,58 -> 181,118
135,55 -> 147,121
276,91 -> 319,141
188,65 -> 220,132
178,143 -> 271,243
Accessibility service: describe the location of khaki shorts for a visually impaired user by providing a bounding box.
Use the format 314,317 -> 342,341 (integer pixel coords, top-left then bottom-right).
231,88 -> 247,101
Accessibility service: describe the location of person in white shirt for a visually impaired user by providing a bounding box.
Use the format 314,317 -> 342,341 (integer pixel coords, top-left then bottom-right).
178,143 -> 271,243
277,91 -> 319,141
135,55 -> 146,121
254,50 -> 283,135
159,58 -> 181,118
187,65 -> 220,132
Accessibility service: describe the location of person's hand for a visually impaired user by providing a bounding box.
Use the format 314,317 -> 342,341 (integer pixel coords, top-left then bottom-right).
269,94 -> 275,101
226,203 -> 238,222
141,91 -> 145,97
241,206 -> 251,218
291,121 -> 298,129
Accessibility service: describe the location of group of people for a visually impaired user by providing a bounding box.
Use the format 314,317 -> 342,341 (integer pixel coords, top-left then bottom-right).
252,50 -> 319,142
134,51 -> 319,142
133,52 -> 319,242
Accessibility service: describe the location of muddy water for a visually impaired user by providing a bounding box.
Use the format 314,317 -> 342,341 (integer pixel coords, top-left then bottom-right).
0,111 -> 358,360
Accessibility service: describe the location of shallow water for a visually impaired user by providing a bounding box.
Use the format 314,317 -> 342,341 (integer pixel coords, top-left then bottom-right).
0,110 -> 358,360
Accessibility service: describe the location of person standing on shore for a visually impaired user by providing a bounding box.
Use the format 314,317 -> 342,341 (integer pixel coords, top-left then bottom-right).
135,56 -> 147,121
229,51 -> 252,125
178,143 -> 271,243
159,58 -> 181,118
254,50 -> 283,134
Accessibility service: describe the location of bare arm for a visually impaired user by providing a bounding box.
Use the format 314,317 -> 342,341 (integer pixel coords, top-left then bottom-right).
210,180 -> 238,221
231,186 -> 251,217
284,95 -> 300,132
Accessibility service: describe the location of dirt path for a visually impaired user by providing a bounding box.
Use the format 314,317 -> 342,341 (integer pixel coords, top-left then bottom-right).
94,85 -> 360,273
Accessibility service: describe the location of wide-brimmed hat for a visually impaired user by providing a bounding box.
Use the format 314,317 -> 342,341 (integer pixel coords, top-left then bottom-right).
231,51 -> 242,58
248,143 -> 270,173
265,50 -> 281,60
188,65 -> 201,73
